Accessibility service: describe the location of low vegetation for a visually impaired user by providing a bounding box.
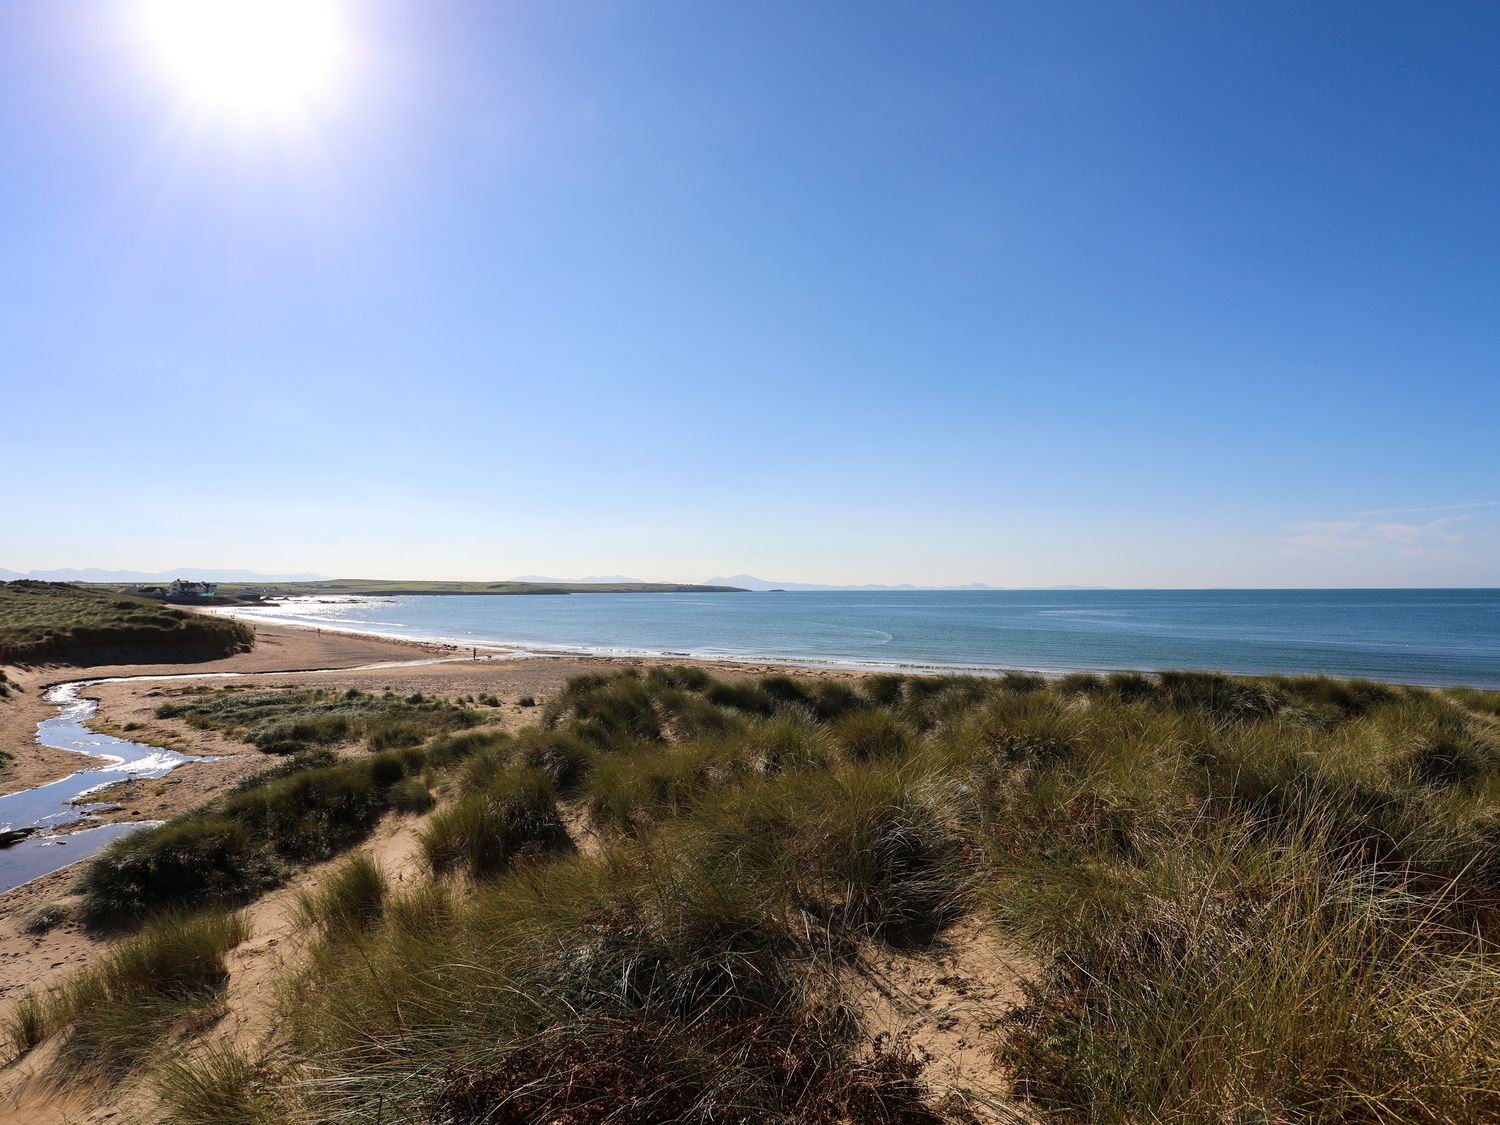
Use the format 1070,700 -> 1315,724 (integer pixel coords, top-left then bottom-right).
0,668 -> 12,766
7,910 -> 248,1074
21,901 -> 71,936
419,765 -> 571,877
155,1041 -> 278,1125
27,665 -> 1500,1121
156,685 -> 481,755
0,580 -> 253,665
78,747 -> 431,919
295,854 -> 388,943
78,687 -> 499,919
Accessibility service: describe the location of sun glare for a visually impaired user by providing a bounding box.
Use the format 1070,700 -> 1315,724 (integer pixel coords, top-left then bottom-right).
138,0 -> 352,121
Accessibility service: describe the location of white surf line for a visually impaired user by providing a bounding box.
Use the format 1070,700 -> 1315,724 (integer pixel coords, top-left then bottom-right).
208,604 -> 1067,679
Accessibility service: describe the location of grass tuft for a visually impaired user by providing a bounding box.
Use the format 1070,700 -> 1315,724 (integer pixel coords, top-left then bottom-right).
420,768 -> 571,877
154,1041 -> 280,1125
296,854 -> 387,942
10,910 -> 248,1072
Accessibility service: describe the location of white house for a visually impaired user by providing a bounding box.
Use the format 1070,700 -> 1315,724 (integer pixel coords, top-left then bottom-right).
169,579 -> 218,597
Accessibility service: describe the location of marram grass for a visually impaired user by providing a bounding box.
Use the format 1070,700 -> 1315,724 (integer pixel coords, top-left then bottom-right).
20,666 -> 1500,1122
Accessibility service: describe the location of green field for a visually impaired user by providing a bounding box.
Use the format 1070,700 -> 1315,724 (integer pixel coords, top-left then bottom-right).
18,666 -> 1500,1121
0,581 -> 253,665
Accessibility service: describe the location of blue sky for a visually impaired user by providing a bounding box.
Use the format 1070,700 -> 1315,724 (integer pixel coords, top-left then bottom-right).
2,2 -> 1496,586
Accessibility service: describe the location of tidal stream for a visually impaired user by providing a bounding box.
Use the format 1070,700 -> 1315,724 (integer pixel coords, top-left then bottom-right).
0,653 -> 518,896
0,682 -> 213,895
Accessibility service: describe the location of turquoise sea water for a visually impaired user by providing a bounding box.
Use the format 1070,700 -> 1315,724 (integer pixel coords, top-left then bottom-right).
227,589 -> 1500,689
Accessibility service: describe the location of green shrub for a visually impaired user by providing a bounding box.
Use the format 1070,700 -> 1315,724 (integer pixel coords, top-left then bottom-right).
426,728 -> 511,768
1105,670 -> 1160,703
218,763 -> 388,861
155,685 -> 479,753
586,742 -> 747,832
513,728 -> 596,793
264,669 -> 1500,1125
759,674 -> 814,706
1279,675 -> 1403,719
705,680 -> 779,717
0,581 -> 253,665
809,680 -> 866,721
999,671 -> 1047,694
5,993 -> 46,1054
80,818 -> 273,919
999,821 -> 1500,1122
646,664 -> 714,691
696,768 -> 967,941
82,664 -> 1500,1117
1448,686 -> 1500,719
82,740 -> 435,919
861,674 -> 908,707
1158,669 -> 1286,722
420,769 -> 570,877
741,711 -> 833,774
229,749 -> 340,793
1056,671 -> 1106,696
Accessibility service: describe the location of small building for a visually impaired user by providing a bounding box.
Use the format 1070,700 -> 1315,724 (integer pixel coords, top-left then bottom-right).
169,579 -> 218,597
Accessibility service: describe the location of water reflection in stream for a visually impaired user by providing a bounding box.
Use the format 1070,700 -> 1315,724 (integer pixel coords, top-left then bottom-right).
0,653 -> 498,895
0,682 -> 213,893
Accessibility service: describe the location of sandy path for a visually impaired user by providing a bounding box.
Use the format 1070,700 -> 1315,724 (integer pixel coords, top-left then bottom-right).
845,918 -> 1039,1122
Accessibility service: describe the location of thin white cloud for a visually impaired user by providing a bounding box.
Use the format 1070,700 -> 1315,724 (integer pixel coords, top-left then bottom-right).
1355,500 -> 1499,518
1280,515 -> 1472,555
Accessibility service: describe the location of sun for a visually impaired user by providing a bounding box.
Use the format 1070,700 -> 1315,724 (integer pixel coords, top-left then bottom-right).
138,0 -> 352,121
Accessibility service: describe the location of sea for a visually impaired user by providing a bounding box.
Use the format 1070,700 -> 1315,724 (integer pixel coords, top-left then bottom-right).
220,589 -> 1500,689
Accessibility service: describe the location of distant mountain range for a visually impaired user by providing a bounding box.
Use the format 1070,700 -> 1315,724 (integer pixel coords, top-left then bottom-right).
511,574 -> 648,585
0,568 -> 330,583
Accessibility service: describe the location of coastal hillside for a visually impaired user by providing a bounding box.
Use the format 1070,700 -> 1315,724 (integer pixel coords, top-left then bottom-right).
209,579 -> 749,599
8,664 -> 1500,1122
0,581 -> 253,665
